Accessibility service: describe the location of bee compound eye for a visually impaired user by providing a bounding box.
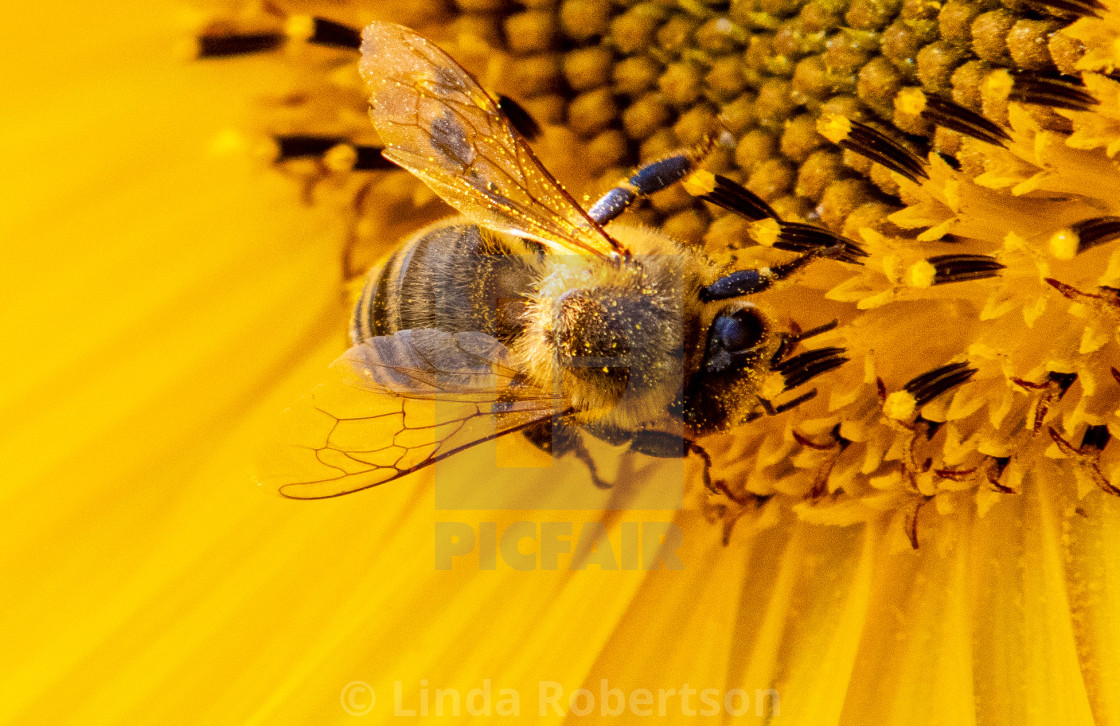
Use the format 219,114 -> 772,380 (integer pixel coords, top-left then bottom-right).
713,308 -> 765,353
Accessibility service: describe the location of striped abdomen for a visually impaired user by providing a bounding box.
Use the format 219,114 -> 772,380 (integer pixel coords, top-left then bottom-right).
351,219 -> 539,345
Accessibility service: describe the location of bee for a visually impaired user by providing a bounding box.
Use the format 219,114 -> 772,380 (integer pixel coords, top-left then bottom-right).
277,22 -> 849,499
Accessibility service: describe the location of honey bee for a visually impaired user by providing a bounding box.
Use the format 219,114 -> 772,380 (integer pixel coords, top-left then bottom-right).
277,22 -> 849,499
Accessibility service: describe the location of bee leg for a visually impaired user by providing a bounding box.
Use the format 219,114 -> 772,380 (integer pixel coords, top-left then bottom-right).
587,139 -> 713,224
625,431 -> 724,499
571,439 -> 611,489
700,247 -> 842,302
522,419 -> 610,489
628,432 -> 765,543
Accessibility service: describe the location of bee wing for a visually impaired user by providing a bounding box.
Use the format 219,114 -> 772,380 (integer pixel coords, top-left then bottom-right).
359,22 -> 624,258
268,329 -> 565,500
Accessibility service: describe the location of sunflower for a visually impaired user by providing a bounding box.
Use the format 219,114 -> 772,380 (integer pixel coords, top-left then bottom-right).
4,0 -> 1119,722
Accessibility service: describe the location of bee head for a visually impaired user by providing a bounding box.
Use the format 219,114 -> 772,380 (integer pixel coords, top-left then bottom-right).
683,302 -> 777,433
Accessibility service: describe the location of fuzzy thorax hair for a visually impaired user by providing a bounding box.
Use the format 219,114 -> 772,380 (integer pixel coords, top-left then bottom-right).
514,224 -> 720,432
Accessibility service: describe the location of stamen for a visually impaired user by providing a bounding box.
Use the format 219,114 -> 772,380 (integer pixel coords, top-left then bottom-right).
933,465 -> 978,481
350,145 -> 396,171
817,114 -> 929,183
322,144 -> 396,172
917,254 -> 1006,286
774,347 -> 849,390
1048,426 -> 1120,496
1081,424 -> 1111,451
498,95 -> 543,141
793,424 -> 850,500
1044,278 -> 1120,307
1009,72 -> 1099,111
937,153 -> 962,171
1012,371 -> 1077,432
772,221 -> 867,263
792,425 -> 848,451
272,134 -> 347,161
285,15 -> 362,50
194,32 -> 285,58
905,496 -> 933,549
897,89 -> 1011,147
903,361 -> 978,408
1048,216 -> 1120,259
684,171 -> 777,221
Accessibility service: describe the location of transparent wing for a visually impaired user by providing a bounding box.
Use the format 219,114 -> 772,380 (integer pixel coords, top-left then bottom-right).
264,330 -> 566,499
358,21 -> 623,258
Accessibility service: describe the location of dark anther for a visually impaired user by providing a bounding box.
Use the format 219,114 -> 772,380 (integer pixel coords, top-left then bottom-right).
1069,216 -> 1120,254
196,32 -> 285,58
274,134 -> 347,161
1009,72 -> 1099,111
835,120 -> 929,182
773,222 -> 866,263
1021,0 -> 1104,18
774,347 -> 849,390
936,152 -> 962,171
926,254 -> 1005,285
765,389 -> 819,415
695,174 -> 777,221
920,96 -> 1011,147
1081,424 -> 1111,451
903,362 -> 978,408
351,146 -> 397,171
498,96 -> 542,142
305,17 -> 362,49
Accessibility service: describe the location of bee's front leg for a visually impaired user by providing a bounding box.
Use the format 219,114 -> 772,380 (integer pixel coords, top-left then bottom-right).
625,431 -> 726,499
522,418 -> 611,489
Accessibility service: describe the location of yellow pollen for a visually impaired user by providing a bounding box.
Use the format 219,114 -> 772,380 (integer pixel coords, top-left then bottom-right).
816,113 -> 851,144
284,15 -> 316,42
895,87 -> 927,116
682,169 -> 717,196
884,390 -> 918,420
761,372 -> 786,399
984,69 -> 1014,98
749,218 -> 781,246
324,143 -> 358,172
1049,228 -> 1080,260
905,260 -> 937,288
